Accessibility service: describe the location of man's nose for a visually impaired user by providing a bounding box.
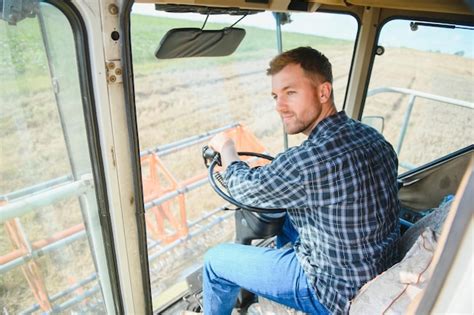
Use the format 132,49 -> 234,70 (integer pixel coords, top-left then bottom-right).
275,97 -> 287,113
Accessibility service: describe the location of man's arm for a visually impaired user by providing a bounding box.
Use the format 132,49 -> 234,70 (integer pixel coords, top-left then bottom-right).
209,132 -> 306,209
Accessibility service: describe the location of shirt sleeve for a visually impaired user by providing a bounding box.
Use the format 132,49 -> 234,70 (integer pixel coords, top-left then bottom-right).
223,151 -> 307,209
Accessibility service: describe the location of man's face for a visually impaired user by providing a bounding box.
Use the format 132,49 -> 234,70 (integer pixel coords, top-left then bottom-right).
271,63 -> 323,135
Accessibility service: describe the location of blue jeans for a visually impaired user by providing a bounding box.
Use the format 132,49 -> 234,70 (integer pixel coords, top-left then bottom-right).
202,216 -> 329,315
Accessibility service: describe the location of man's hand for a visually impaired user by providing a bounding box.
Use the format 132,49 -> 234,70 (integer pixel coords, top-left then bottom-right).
209,133 -> 240,169
209,132 -> 234,153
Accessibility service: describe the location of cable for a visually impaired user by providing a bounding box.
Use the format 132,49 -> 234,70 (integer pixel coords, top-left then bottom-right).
229,14 -> 247,28
200,14 -> 209,30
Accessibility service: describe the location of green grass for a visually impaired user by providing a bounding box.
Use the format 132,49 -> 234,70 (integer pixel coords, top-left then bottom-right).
0,20 -> 51,99
0,17 -> 46,76
0,5 -> 75,97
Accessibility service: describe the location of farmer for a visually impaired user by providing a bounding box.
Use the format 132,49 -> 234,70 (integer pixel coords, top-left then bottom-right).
203,46 -> 400,315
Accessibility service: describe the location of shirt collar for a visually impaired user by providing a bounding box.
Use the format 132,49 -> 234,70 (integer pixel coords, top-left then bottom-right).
308,111 -> 348,140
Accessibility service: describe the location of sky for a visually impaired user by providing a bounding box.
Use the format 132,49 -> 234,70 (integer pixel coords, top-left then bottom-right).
132,4 -> 474,58
380,20 -> 474,57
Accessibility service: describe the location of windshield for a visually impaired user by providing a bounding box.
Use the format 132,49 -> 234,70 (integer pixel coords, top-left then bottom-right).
131,5 -> 358,310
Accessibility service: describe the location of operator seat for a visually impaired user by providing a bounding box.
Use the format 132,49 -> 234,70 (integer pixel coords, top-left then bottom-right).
349,198 -> 453,314
247,198 -> 453,315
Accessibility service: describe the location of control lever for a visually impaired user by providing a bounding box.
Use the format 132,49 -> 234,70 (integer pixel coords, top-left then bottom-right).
202,145 -> 222,168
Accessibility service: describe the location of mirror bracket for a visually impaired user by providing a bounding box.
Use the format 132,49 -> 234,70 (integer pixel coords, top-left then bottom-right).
1,0 -> 37,25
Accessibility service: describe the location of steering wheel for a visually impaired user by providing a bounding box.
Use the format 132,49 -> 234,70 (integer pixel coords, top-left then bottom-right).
202,146 -> 286,214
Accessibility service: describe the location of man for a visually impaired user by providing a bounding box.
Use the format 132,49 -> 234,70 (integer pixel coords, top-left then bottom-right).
203,47 -> 400,314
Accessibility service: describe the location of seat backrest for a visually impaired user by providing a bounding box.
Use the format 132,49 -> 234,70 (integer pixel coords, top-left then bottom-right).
398,197 -> 453,260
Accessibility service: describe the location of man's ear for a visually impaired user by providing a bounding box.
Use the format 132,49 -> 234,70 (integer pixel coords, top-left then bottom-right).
319,82 -> 332,103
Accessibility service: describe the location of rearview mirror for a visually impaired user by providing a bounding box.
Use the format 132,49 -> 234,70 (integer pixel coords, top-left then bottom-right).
362,116 -> 385,134
155,27 -> 246,59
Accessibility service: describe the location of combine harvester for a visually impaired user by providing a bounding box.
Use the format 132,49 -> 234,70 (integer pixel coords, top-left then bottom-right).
0,0 -> 472,314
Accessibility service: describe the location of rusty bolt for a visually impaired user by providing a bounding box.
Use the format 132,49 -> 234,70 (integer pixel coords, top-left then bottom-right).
108,4 -> 119,15
109,75 -> 117,83
107,62 -> 115,70
115,68 -> 122,76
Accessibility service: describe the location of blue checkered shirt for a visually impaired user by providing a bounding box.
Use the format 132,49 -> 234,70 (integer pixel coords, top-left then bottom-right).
225,111 -> 400,314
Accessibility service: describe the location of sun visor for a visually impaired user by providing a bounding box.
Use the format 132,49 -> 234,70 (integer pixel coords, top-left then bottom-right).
155,27 -> 245,59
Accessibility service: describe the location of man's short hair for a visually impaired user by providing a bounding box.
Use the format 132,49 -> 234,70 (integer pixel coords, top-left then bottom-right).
266,46 -> 333,85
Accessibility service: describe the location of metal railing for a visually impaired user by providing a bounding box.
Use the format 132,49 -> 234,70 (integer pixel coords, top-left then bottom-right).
0,175 -> 93,222
0,124 -> 243,314
367,87 -> 474,170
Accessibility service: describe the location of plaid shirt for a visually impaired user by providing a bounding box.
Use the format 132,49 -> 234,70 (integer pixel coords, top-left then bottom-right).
225,111 -> 400,314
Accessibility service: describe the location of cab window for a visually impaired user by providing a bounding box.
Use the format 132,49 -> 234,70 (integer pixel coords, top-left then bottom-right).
362,19 -> 473,170
1,2 -> 114,313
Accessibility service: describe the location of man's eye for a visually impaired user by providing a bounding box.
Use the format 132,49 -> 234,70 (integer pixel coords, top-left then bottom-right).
271,94 -> 277,100
287,91 -> 296,96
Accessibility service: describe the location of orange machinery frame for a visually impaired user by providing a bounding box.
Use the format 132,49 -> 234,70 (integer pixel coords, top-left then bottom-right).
1,124 -> 270,312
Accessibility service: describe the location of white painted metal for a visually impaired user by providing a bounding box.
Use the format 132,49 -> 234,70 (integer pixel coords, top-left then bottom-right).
0,176 -> 93,222
367,87 -> 474,109
345,6 -> 380,119
72,0 -> 148,313
367,87 -> 474,169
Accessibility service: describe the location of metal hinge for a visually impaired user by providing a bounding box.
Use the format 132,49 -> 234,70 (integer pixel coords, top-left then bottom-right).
105,60 -> 123,84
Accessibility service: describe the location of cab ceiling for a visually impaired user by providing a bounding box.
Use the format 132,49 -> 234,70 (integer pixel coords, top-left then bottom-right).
136,0 -> 473,16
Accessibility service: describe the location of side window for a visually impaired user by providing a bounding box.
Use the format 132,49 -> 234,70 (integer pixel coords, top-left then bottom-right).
1,3 -> 113,313
281,12 -> 358,147
363,19 -> 473,171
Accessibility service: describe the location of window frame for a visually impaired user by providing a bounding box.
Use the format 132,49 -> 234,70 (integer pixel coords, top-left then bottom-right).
42,0 -> 124,312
